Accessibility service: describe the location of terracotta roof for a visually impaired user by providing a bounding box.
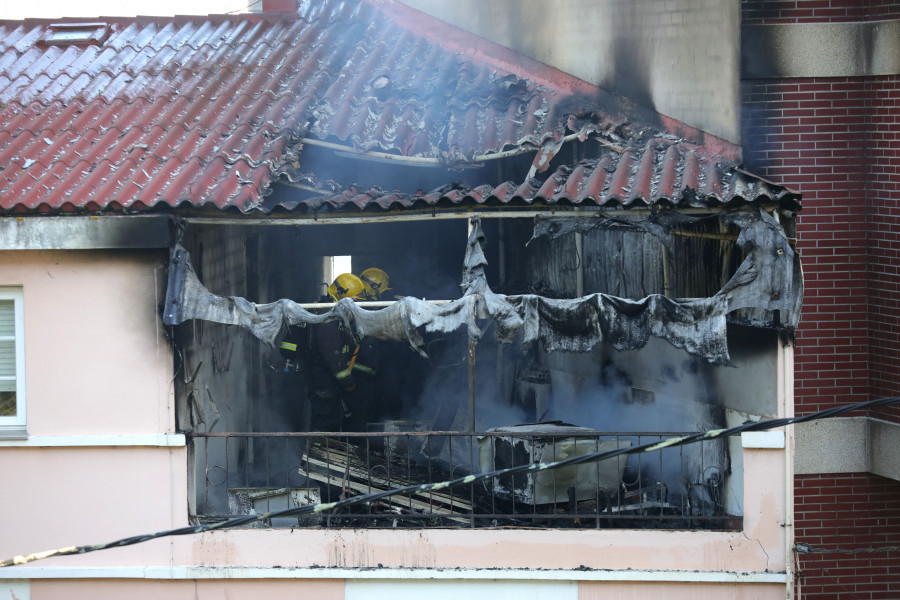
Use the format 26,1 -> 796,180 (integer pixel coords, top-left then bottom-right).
292,136 -> 800,213
0,0 -> 688,215
0,0 -> 778,218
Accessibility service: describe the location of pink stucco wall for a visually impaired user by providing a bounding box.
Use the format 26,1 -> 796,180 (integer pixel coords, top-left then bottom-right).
0,250 -> 186,568
579,582 -> 786,599
27,580 -> 787,600
0,446 -> 188,568
31,579 -> 344,600
0,250 -> 173,436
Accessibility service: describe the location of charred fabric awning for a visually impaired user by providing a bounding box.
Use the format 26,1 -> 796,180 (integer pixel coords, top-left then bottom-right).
163,208 -> 798,365
531,205 -> 801,319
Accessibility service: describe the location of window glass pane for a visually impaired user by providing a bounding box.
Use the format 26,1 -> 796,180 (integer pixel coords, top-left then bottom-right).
0,391 -> 14,416
0,340 -> 15,377
0,300 -> 13,336
0,293 -> 21,424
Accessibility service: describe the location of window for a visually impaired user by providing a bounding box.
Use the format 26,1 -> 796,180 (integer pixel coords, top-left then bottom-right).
41,23 -> 111,46
0,287 -> 25,437
329,255 -> 353,282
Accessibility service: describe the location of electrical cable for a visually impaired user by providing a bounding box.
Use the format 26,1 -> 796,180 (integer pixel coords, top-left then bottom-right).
2,396 -> 897,568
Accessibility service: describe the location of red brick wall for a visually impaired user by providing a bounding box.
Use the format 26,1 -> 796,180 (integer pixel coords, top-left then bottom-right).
741,10 -> 900,420
865,75 -> 900,414
794,474 -> 900,599
740,2 -> 900,599
742,77 -> 871,415
743,0 -> 900,23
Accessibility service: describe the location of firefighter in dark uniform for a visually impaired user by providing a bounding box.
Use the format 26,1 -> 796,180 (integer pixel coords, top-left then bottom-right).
310,273 -> 381,432
279,271 -> 392,432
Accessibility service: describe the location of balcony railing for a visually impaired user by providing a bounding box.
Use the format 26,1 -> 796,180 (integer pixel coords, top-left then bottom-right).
190,430 -> 739,530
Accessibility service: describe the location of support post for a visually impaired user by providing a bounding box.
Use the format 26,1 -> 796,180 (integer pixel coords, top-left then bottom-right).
575,230 -> 584,297
467,218 -> 477,433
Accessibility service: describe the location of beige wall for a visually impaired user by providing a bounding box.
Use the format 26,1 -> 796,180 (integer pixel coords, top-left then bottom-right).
0,250 -> 173,436
0,446 -> 189,566
579,582 -> 786,599
0,249 -> 185,572
399,0 -> 740,143
30,580 -> 344,600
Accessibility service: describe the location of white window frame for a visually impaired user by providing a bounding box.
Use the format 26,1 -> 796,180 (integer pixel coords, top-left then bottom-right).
0,287 -> 26,438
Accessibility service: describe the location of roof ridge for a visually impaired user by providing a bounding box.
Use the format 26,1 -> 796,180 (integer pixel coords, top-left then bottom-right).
0,12 -> 297,27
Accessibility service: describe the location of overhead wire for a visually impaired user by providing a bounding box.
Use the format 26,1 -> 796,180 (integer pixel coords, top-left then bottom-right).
1,396 -> 898,568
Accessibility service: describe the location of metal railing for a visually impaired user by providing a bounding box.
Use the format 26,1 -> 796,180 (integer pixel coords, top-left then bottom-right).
189,430 -> 739,530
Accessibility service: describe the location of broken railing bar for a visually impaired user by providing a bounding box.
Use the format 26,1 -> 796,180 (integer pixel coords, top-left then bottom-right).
5,396 -> 897,568
670,229 -> 740,242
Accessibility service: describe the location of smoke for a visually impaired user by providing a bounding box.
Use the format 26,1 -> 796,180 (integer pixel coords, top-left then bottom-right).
392,327 -> 729,513
538,345 -> 729,514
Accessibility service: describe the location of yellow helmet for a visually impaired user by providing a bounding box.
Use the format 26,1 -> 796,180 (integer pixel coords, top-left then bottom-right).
359,267 -> 391,300
327,273 -> 365,302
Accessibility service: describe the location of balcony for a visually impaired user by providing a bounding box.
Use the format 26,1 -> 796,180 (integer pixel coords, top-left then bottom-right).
190,427 -> 738,530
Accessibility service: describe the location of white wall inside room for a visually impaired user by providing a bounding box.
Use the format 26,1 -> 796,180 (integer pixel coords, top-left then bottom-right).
331,255 -> 352,280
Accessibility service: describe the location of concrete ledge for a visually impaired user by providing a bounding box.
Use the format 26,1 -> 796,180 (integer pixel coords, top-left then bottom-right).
0,565 -> 788,583
0,216 -> 171,250
869,418 -> 900,481
0,434 -> 186,447
794,417 -> 867,474
794,417 -> 899,481
742,431 -> 784,449
0,427 -> 27,440
743,19 -> 900,78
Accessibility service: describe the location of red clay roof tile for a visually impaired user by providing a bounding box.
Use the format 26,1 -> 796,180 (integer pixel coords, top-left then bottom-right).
0,0 -> 767,215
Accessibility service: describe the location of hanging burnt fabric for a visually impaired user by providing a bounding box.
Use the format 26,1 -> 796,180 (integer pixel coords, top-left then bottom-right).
529,206 -> 801,328
163,211 -> 797,366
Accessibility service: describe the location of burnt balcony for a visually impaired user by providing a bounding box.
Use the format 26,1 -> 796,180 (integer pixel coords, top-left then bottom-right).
190,426 -> 739,530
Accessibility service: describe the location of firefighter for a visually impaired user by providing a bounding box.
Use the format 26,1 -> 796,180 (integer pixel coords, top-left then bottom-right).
307,273 -> 380,432
357,266 -> 417,420
359,267 -> 391,301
